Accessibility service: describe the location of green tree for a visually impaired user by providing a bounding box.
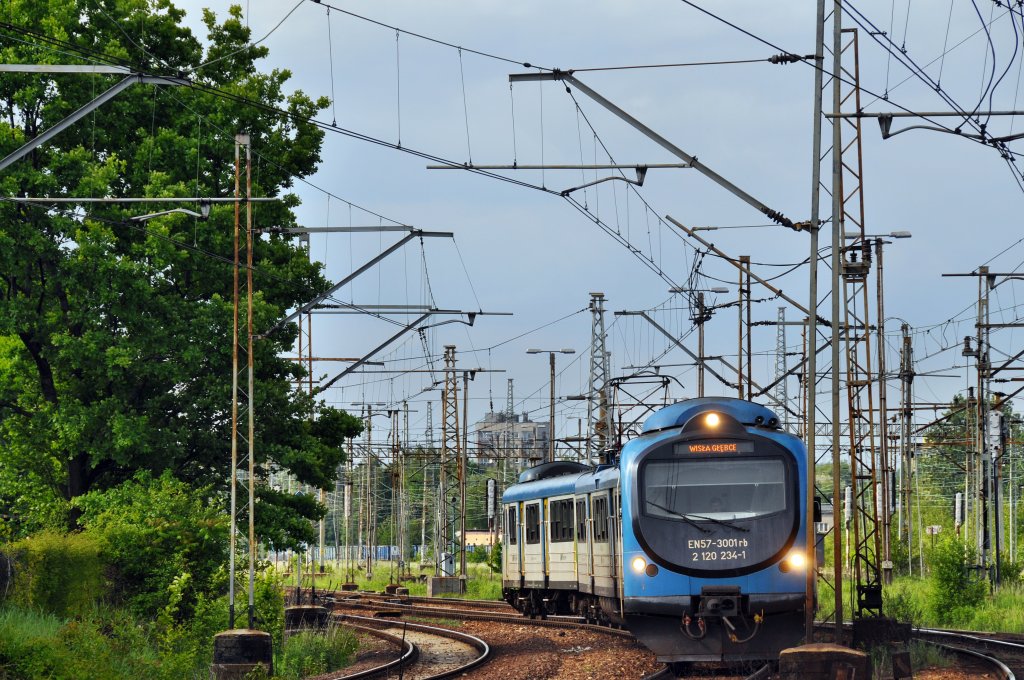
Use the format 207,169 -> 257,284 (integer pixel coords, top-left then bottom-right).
0,0 -> 361,546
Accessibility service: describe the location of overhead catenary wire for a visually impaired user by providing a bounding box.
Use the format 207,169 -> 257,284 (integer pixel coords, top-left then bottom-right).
571,56 -> 789,72
309,0 -> 550,70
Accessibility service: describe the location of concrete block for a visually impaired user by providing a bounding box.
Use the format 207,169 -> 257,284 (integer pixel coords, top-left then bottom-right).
283,605 -> 329,631
779,643 -> 871,680
427,576 -> 465,596
210,629 -> 272,680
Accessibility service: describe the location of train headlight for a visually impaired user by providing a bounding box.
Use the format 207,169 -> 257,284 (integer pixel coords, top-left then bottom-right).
631,556 -> 647,573
705,412 -> 720,428
780,551 -> 807,572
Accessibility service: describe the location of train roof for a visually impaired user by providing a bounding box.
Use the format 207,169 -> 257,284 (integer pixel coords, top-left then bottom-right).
503,470 -> 589,502
641,397 -> 778,434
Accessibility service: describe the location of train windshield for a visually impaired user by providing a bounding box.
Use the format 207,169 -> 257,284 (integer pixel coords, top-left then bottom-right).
644,458 -> 787,521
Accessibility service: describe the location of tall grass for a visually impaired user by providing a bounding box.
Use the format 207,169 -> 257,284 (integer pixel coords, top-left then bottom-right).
275,626 -> 358,680
0,606 -> 163,680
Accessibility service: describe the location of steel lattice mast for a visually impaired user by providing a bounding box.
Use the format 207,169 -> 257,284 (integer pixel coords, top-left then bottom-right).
774,307 -> 789,432
836,29 -> 884,620
586,293 -> 613,461
228,134 -> 258,629
437,346 -> 463,577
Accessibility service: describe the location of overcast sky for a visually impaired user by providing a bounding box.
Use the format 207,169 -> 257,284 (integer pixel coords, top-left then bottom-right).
164,0 -> 1024,450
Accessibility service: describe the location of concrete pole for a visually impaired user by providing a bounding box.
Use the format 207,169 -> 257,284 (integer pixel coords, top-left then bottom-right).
805,0 -> 826,641
737,266 -> 745,399
875,239 -> 892,584
549,352 -> 556,463
743,257 -> 753,400
461,371 -> 470,578
698,292 -> 706,398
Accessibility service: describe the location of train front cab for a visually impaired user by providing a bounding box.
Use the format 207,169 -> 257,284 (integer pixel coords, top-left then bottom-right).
619,400 -> 809,663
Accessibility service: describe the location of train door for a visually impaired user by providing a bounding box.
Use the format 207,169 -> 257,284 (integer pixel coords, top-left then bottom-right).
503,504 -> 520,585
591,492 -> 612,597
586,495 -> 597,593
542,499 -> 550,587
523,501 -> 543,588
574,497 -> 587,587
548,497 -> 575,588
613,488 -> 624,614
608,491 -> 618,601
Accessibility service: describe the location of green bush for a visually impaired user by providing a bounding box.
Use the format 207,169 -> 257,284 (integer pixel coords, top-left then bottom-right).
998,553 -> 1023,583
276,626 -> 357,679
152,569 -> 286,679
927,538 -> 987,626
883,581 -> 924,627
73,471 -> 228,618
6,531 -> 104,617
487,541 -> 502,574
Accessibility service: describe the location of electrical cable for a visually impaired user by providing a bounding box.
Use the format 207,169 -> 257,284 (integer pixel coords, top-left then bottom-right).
572,57 -> 778,72
308,0 -> 550,70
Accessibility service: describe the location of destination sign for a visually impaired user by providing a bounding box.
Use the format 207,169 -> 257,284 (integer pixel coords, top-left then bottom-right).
675,440 -> 755,455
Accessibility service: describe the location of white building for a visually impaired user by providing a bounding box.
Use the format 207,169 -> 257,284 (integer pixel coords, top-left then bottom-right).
473,411 -> 548,467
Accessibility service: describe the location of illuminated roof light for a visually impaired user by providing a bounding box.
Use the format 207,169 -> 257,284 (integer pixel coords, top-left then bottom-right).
705,413 -> 721,428
631,556 -> 647,573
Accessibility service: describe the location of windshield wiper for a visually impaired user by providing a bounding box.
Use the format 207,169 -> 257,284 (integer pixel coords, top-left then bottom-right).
646,500 -> 711,533
682,513 -> 750,532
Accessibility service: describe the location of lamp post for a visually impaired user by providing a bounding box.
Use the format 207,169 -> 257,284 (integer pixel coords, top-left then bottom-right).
527,349 -> 575,463
668,287 -> 729,397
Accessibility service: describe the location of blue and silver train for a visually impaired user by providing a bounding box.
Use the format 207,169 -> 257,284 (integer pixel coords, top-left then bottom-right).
501,397 -> 814,664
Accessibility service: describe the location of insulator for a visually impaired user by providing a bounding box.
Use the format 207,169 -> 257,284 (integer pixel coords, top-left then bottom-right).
768,53 -> 803,64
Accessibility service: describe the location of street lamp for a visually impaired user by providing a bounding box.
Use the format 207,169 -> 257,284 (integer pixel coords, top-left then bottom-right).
527,348 -> 575,463
668,287 -> 730,397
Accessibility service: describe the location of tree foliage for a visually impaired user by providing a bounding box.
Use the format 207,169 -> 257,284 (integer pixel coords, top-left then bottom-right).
0,0 -> 362,545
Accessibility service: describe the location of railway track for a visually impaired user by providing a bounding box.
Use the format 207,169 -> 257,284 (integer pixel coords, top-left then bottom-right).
327,591 -> 634,638
321,613 -> 490,680
325,590 -> 662,678
913,627 -> 1020,680
325,592 -> 1020,679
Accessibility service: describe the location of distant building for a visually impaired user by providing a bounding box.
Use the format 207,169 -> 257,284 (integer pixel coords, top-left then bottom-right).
474,411 -> 548,467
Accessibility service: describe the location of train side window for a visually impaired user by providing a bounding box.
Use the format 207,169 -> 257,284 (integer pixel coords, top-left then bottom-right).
507,506 -> 517,545
550,499 -> 573,543
575,499 -> 587,542
593,496 -> 609,543
525,503 -> 540,544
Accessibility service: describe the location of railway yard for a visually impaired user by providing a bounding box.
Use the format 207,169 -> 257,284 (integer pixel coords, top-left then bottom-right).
275,589 -> 1024,679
